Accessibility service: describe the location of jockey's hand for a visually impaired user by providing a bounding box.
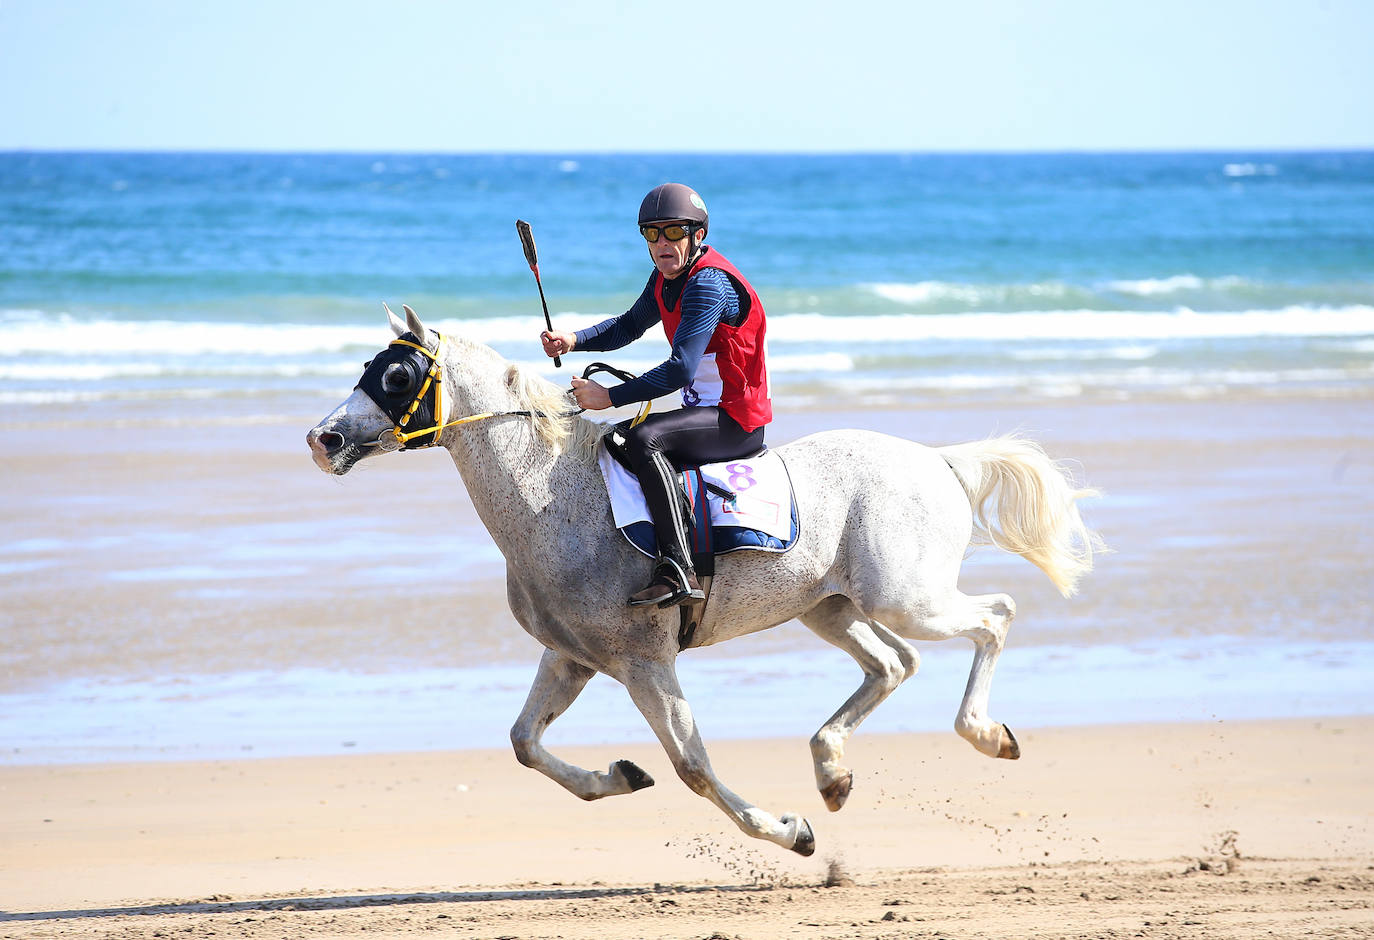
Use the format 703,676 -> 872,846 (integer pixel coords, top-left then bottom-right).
540,330 -> 576,358
570,377 -> 612,410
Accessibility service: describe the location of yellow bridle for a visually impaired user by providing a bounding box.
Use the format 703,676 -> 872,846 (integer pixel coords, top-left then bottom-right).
376,333 -> 649,450
382,334 -> 522,448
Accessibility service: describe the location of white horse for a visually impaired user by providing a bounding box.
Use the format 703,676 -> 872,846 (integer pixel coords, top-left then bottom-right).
307,305 -> 1100,857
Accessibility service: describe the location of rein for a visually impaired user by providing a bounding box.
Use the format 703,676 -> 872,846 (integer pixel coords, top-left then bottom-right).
365,335 -> 644,451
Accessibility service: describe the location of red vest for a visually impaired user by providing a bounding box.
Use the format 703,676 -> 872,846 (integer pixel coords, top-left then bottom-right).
653,247 -> 772,432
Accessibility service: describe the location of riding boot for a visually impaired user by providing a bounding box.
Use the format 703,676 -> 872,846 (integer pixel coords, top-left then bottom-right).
627,554 -> 703,609
628,452 -> 705,608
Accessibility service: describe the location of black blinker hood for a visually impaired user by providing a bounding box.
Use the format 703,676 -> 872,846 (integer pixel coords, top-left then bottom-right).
355,332 -> 440,449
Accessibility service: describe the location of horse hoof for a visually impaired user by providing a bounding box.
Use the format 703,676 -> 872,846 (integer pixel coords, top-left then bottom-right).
613,759 -> 655,791
820,771 -> 853,812
998,724 -> 1021,760
783,814 -> 816,857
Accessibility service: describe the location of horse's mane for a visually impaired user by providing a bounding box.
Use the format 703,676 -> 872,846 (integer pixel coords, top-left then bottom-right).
501,362 -> 607,462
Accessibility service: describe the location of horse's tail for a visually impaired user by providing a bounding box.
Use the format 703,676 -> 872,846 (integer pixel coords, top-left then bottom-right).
937,435 -> 1103,597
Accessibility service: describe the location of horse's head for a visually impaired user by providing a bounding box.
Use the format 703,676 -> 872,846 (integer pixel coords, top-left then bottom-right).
307,303 -> 446,475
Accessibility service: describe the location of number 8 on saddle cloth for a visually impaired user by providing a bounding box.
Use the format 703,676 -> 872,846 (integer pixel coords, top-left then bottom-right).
597,432 -> 800,581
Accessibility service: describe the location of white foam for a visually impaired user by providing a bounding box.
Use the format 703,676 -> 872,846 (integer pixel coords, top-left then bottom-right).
0,313 -> 620,358
0,389 -> 112,404
866,280 -> 1072,305
768,307 -> 1374,343
0,387 -> 224,405
867,281 -> 989,305
2,309 -> 1370,392
0,317 -> 387,357
1223,162 -> 1278,177
0,361 -> 359,382
1105,274 -> 1249,296
811,364 -> 1372,396
1009,345 -> 1159,362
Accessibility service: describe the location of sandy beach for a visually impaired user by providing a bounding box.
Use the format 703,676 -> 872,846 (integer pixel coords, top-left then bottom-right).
3,386 -> 1373,937
2,718 -> 1370,937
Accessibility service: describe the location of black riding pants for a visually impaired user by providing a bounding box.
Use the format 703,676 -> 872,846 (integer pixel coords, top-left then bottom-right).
620,406 -> 765,564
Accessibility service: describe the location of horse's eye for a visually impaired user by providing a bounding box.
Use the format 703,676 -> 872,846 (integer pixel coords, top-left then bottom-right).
383,363 -> 413,395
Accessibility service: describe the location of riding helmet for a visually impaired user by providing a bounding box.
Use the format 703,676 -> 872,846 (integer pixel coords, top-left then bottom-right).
638,183 -> 708,234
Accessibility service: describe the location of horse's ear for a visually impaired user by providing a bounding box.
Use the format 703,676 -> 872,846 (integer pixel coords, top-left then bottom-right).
402,303 -> 434,349
383,302 -> 408,338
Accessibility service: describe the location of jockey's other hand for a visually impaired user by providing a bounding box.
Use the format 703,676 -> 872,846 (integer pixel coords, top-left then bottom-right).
541,330 -> 576,358
570,377 -> 612,411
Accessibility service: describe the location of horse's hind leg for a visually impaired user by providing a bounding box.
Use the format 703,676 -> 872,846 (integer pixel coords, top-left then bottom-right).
887,591 -> 1021,760
510,648 -> 656,800
622,658 -> 815,856
951,593 -> 1021,759
800,596 -> 920,811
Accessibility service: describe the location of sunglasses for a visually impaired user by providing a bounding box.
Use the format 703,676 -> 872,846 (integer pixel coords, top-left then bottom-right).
640,223 -> 694,243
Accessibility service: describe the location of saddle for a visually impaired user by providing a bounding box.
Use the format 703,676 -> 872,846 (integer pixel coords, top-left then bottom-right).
597,432 -> 800,647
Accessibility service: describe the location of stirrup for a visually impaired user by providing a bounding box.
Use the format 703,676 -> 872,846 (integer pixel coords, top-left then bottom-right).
628,557 -> 703,609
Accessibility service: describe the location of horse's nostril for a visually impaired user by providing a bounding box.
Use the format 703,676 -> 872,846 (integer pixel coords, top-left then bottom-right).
319,431 -> 344,451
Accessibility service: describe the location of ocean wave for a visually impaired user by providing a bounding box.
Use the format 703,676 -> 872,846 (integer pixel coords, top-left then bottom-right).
854,275 -> 1374,313
7,365 -> 1365,409
5,306 -> 1371,360
0,353 -> 844,386
1104,274 -> 1249,296
0,387 -> 224,405
0,315 -> 388,357
769,307 -> 1374,343
0,361 -> 359,382
806,364 -> 1374,396
1008,345 -> 1159,362
1223,162 -> 1279,177
865,280 -> 1077,307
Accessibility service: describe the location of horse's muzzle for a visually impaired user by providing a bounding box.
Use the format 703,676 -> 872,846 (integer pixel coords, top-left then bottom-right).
307,424 -> 348,473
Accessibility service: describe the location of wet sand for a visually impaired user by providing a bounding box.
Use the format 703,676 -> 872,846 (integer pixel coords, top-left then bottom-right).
4,391 -> 1371,688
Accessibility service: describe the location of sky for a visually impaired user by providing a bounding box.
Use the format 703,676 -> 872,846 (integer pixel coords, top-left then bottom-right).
2,0 -> 1372,152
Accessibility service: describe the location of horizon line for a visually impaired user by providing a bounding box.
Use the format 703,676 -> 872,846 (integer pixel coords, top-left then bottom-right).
3,145 -> 1372,157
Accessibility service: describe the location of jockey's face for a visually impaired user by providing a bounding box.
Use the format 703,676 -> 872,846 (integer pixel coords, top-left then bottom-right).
646,220 -> 701,279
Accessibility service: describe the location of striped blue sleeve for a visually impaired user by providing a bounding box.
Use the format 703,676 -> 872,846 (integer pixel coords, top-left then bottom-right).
573,277 -> 660,352
609,267 -> 736,407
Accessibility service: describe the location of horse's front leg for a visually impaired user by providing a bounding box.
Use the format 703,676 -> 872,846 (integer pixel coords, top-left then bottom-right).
621,659 -> 815,856
510,648 -> 656,800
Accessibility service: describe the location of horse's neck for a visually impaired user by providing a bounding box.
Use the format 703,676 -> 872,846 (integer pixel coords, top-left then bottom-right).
438,348 -> 589,550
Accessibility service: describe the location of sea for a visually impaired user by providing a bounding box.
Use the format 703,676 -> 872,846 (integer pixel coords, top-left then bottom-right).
3,151 -> 1373,410
2,151 -> 1372,764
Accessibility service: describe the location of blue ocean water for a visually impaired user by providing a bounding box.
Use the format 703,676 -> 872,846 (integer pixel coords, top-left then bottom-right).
2,151 -> 1372,408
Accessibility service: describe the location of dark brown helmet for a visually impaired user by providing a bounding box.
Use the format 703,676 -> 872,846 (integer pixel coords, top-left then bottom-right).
638,183 -> 708,234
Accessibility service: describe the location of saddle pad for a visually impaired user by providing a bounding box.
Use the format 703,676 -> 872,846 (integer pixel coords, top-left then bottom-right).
597,446 -> 800,558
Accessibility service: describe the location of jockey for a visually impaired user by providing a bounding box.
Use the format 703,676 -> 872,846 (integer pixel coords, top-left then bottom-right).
540,183 -> 772,608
